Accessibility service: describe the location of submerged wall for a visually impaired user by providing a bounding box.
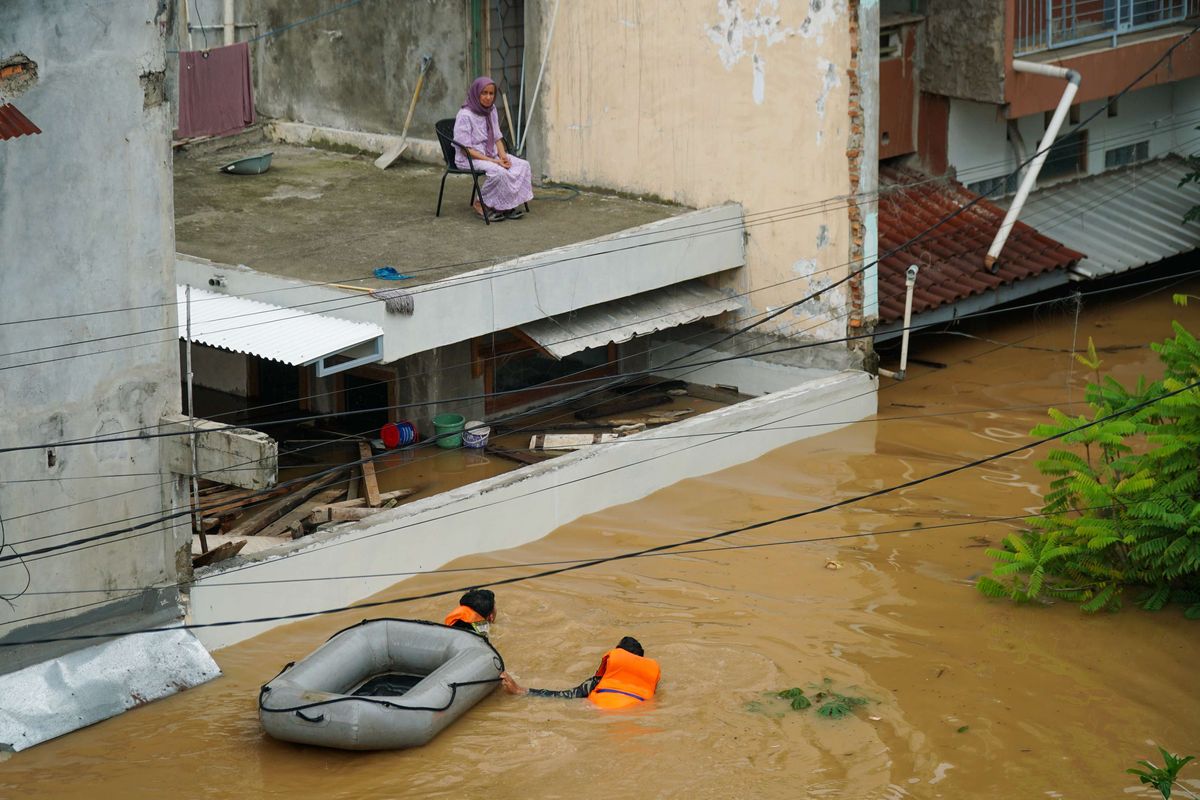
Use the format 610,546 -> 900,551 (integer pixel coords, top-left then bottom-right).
0,1 -> 188,656
190,369 -> 877,649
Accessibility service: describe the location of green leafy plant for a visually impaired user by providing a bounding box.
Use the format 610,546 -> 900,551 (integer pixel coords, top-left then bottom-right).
762,678 -> 870,719
777,687 -> 811,710
1127,746 -> 1197,799
977,320 -> 1200,615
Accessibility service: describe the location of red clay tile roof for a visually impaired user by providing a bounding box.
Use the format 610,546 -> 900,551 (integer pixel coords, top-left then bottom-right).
0,102 -> 41,140
876,165 -> 1083,324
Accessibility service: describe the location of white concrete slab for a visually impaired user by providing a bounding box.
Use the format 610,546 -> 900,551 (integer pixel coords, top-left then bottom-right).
189,369 -> 877,650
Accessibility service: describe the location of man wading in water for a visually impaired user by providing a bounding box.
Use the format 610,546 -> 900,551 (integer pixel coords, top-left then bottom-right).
443,588 -> 497,637
500,636 -> 660,709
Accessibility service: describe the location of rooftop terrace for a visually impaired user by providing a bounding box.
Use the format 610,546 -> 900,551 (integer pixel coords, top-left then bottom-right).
173,136 -> 681,289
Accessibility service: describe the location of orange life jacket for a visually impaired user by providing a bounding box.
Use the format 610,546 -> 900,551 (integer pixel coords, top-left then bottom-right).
588,648 -> 660,710
443,605 -> 484,629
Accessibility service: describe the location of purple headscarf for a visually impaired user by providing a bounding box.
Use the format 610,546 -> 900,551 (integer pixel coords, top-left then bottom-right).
462,75 -> 497,144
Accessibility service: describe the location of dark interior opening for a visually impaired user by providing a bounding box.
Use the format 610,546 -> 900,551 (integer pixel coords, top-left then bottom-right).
352,672 -> 426,697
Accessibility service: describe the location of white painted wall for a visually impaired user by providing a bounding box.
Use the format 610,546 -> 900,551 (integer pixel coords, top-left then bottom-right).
947,98 -> 1010,185
0,1 -> 187,643
949,81 -> 1199,189
190,369 -> 878,650
647,341 -> 839,397
532,0 -> 877,356
1171,75 -> 1200,155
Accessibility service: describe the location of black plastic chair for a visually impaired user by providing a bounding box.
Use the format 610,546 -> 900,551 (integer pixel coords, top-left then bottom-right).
435,118 -> 493,225
434,118 -> 530,225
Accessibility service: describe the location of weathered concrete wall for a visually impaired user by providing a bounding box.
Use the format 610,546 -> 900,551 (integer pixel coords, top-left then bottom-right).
0,1 -> 188,649
193,0 -> 474,139
529,0 -> 875,369
920,0 -> 1006,104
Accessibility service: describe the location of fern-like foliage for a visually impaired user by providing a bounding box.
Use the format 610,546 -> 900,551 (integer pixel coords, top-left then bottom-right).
977,319 -> 1200,616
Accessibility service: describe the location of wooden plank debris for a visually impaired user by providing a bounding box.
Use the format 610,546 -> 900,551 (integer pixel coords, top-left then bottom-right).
224,468 -> 348,538
359,442 -> 381,507
530,433 -> 619,451
191,538 -> 247,568
305,488 -> 418,525
256,487 -> 345,539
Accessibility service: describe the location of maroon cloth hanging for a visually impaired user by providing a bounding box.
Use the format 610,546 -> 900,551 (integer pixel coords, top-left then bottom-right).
177,42 -> 255,139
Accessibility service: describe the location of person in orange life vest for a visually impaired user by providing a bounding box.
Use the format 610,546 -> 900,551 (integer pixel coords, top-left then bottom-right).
444,588 -> 496,636
499,636 -> 660,709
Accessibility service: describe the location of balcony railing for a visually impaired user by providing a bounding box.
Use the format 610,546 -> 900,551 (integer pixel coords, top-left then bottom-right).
1014,0 -> 1193,56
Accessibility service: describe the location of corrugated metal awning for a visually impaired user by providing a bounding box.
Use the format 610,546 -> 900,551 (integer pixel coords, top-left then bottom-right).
1002,156 -> 1200,280
519,281 -> 742,360
177,285 -> 383,375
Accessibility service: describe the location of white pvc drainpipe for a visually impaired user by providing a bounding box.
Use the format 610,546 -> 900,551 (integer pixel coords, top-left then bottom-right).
984,60 -> 1081,273
879,265 -> 919,381
224,0 -> 236,45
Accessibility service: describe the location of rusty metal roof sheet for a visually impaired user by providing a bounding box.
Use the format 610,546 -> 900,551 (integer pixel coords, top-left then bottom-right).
0,102 -> 41,140
876,166 -> 1083,324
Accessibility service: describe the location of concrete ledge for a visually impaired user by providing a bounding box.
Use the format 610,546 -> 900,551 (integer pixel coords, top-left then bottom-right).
159,414 -> 278,491
189,369 -> 877,649
265,119 -> 443,166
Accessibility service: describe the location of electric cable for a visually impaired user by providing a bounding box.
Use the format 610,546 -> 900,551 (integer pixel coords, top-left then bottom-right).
7,107 -> 1197,366
4,55 -> 1196,565
4,234 -> 1189,557
2,374 -> 1193,648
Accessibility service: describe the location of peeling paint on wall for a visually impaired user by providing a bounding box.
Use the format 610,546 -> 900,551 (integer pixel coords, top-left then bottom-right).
791,271 -> 847,340
705,0 -> 795,105
797,0 -> 846,44
815,58 -> 839,117
816,224 -> 830,249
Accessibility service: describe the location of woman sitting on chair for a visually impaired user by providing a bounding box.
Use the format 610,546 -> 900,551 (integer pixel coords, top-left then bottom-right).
453,76 -> 533,222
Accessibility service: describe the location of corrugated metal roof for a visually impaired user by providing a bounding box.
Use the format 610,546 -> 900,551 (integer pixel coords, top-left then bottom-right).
520,280 -> 743,360
0,102 -> 41,140
1001,156 -> 1200,280
176,285 -> 382,365
877,166 -> 1084,324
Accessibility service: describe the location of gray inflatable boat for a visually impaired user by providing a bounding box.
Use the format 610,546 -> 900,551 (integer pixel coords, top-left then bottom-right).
258,618 -> 503,750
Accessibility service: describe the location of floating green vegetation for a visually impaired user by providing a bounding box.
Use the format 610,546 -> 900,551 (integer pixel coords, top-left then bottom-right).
747,678 -> 871,720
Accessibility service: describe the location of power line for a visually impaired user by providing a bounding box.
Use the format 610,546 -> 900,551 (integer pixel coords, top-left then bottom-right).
3,374 -> 1193,648
4,35 -> 1196,569
7,105 -> 1196,367
5,245 -> 1190,561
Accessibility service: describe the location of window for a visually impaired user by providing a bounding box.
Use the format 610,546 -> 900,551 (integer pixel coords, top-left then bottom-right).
968,173 -> 1019,198
1104,140 -> 1149,168
1039,130 -> 1087,182
475,332 -> 618,413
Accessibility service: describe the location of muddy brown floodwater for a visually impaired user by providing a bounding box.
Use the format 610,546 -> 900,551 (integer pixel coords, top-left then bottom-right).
4,279 -> 1199,799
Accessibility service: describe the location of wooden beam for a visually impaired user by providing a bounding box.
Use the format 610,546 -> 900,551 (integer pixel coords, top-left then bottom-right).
224,468 -> 347,538
359,442 -> 381,507
191,538 -> 247,568
256,487 -> 345,539
306,488 -> 417,525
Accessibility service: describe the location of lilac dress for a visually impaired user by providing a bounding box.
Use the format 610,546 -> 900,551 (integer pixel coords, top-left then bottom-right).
453,107 -> 533,212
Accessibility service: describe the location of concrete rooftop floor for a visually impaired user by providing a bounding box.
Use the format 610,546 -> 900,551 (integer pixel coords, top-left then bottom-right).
173,138 -> 682,289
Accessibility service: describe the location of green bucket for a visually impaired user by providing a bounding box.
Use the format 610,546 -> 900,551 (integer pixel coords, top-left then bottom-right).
432,413 -> 465,449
